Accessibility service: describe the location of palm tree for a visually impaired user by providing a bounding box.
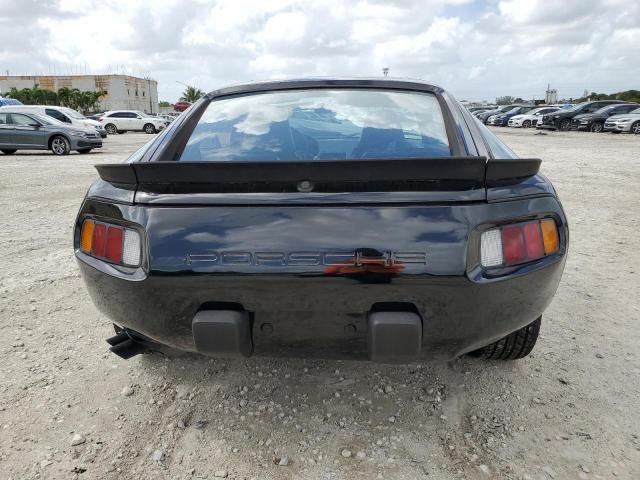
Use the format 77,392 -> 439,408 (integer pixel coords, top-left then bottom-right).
57,87 -> 72,107
86,91 -> 104,113
180,86 -> 204,103
6,87 -> 23,102
67,88 -> 82,110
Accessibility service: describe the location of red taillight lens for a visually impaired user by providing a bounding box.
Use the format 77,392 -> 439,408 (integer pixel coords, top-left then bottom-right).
523,222 -> 544,259
105,226 -> 124,263
480,218 -> 559,268
92,223 -> 107,258
80,219 -> 141,267
502,225 -> 526,265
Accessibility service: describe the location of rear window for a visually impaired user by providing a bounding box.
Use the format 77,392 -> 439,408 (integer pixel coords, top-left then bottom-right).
179,89 -> 451,161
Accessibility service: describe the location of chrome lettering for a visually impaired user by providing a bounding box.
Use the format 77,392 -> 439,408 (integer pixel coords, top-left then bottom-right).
187,250 -> 427,266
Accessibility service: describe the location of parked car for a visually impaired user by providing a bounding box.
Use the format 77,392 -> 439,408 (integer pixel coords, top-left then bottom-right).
469,107 -> 491,115
159,113 -> 178,123
571,103 -> 639,132
535,105 -> 575,129
537,100 -> 627,131
487,106 -> 535,126
75,78 -> 568,364
0,105 -> 107,138
508,106 -> 559,128
100,110 -> 167,134
468,106 -> 496,113
0,97 -> 23,107
173,101 -> 192,112
476,105 -> 519,124
0,111 -> 102,155
604,107 -> 640,134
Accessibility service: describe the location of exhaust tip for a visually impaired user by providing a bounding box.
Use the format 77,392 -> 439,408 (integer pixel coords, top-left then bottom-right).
106,332 -> 148,359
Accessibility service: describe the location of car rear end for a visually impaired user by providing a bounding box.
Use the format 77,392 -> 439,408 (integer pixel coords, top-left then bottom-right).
74,80 -> 568,362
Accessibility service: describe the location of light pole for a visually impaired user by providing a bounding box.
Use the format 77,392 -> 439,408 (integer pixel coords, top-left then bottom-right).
147,77 -> 153,113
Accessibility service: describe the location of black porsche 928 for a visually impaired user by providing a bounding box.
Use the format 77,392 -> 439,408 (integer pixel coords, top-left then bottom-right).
74,78 -> 568,363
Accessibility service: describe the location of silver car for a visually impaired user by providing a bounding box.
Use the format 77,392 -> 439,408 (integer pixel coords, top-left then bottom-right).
0,112 -> 102,155
604,107 -> 640,134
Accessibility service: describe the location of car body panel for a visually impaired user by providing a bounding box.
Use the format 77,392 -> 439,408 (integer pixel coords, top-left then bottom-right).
0,112 -> 102,152
74,78 -> 568,361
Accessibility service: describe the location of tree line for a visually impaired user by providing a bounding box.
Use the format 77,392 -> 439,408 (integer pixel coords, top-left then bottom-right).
4,85 -> 104,113
495,90 -> 640,105
574,90 -> 640,104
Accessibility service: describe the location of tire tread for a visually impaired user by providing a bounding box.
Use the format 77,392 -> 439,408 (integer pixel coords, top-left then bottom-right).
470,316 -> 541,360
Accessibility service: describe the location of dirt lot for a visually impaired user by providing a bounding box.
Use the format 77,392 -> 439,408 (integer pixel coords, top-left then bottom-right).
0,129 -> 639,480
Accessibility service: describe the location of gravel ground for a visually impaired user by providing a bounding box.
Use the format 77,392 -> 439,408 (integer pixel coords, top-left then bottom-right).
0,129 -> 639,480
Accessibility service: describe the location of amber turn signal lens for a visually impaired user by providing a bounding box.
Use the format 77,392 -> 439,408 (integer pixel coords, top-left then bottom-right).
541,218 -> 559,254
80,219 -> 95,253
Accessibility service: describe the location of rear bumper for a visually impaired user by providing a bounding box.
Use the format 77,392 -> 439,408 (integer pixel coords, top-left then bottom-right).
77,253 -> 566,360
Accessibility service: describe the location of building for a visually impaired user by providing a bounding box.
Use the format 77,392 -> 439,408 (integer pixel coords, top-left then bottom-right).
545,84 -> 558,105
0,74 -> 158,113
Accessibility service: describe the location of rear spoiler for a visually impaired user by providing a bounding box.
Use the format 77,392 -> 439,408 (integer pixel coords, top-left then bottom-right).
95,157 -> 541,192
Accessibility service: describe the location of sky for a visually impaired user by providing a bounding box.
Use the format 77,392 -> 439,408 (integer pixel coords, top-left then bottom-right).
0,0 -> 638,103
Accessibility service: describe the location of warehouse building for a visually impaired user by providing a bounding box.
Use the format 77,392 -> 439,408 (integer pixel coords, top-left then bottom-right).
0,74 -> 159,113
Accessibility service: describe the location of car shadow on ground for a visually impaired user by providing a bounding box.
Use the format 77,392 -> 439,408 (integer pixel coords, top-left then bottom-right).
132,351 -> 524,477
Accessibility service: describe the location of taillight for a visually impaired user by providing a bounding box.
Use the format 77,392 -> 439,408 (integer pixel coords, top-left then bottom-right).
80,219 -> 141,267
480,219 -> 559,268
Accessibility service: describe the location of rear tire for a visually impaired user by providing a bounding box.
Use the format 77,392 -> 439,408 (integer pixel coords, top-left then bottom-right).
631,121 -> 640,134
1,149 -> 17,154
50,136 -> 70,156
590,122 -> 604,133
104,123 -> 118,135
143,123 -> 157,134
559,119 -> 572,131
469,316 -> 541,360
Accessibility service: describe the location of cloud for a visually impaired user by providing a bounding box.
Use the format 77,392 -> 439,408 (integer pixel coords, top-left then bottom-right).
0,0 -> 638,102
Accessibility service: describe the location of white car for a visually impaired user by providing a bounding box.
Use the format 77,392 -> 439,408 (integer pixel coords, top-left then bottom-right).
604,107 -> 640,134
0,105 -> 107,137
508,107 -> 559,128
100,110 -> 167,134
